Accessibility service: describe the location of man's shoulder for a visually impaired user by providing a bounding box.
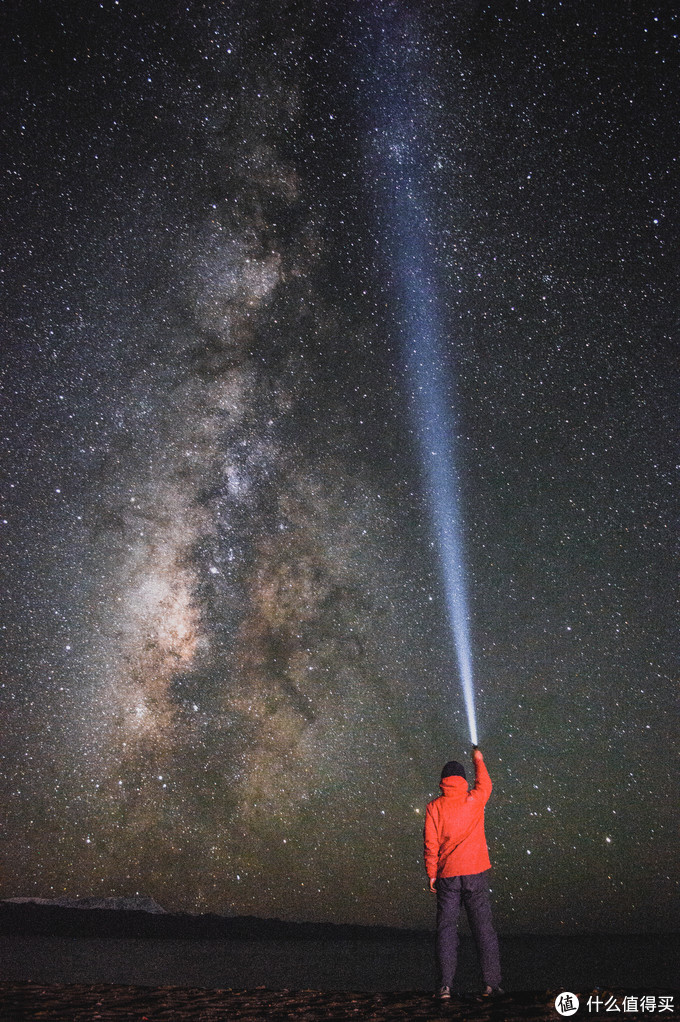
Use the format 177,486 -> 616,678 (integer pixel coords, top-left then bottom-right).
426,794 -> 443,811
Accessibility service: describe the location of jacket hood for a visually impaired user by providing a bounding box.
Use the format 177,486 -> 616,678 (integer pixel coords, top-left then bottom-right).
439,775 -> 469,797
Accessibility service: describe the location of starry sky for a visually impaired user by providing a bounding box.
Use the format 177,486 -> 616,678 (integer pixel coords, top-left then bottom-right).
0,0 -> 677,934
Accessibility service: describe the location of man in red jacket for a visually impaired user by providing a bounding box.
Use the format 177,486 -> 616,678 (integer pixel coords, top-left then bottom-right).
423,746 -> 502,1000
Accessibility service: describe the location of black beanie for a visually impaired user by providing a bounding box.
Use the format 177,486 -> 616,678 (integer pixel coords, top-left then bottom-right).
441,760 -> 466,781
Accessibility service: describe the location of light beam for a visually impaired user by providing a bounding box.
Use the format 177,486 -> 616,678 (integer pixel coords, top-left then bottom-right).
370,17 -> 479,745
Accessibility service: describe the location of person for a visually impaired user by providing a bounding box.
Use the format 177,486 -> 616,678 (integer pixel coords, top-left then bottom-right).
423,746 -> 502,1000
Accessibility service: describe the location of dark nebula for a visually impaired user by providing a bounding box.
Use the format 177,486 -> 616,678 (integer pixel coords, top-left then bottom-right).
0,1 -> 676,934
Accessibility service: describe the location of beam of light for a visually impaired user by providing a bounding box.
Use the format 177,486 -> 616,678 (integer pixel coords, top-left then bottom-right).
369,15 -> 478,745
395,212 -> 479,747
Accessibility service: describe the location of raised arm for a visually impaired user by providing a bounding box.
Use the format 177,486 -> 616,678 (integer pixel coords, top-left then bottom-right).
471,746 -> 492,803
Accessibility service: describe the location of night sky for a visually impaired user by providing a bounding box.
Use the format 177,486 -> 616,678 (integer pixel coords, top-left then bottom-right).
1,0 -> 677,934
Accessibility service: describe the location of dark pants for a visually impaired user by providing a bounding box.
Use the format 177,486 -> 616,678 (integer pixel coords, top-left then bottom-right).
435,870 -> 501,988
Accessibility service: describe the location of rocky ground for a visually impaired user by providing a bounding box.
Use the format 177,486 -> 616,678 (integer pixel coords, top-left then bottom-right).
1,982 -> 670,1021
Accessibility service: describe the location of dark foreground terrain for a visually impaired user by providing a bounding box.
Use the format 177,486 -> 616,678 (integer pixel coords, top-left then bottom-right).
0,902 -> 677,992
2,981 -> 674,1021
1,982 -> 677,1021
0,905 -> 676,1019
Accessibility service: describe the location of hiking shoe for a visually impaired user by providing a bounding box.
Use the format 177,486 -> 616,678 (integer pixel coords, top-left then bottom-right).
438,985 -> 451,1000
481,985 -> 504,998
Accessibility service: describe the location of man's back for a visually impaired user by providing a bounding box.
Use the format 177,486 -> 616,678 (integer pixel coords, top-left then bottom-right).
424,751 -> 492,878
423,748 -> 502,998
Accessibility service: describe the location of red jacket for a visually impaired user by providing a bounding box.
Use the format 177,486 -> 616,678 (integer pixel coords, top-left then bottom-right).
423,752 -> 493,879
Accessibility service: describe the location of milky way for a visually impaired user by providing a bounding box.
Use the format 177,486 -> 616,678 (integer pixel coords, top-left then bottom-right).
1,1 -> 677,933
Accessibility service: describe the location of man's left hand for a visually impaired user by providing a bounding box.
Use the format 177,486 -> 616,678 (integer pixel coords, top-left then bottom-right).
429,878 -> 437,893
